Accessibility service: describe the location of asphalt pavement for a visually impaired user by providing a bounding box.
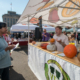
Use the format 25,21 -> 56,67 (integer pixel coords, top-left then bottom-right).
9,46 -> 38,80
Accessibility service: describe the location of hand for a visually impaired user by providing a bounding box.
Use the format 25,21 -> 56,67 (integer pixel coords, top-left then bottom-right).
9,45 -> 15,49
56,39 -> 62,44
57,40 -> 62,44
55,39 -> 58,41
42,34 -> 44,36
5,45 -> 15,51
12,38 -> 14,42
56,39 -> 66,47
44,35 -> 47,37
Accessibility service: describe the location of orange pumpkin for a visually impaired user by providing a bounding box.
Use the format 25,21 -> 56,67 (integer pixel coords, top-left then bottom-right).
41,43 -> 48,49
32,41 -> 36,45
50,38 -> 55,43
64,44 -> 77,58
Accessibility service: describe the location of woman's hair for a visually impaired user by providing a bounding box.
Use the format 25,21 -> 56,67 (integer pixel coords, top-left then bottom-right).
0,22 -> 6,29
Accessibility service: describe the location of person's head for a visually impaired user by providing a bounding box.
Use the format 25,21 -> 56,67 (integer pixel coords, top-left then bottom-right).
0,22 -> 7,34
5,34 -> 8,36
43,29 -> 46,33
55,26 -> 62,36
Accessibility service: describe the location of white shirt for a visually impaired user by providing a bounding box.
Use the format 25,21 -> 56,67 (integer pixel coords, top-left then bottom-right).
53,34 -> 69,52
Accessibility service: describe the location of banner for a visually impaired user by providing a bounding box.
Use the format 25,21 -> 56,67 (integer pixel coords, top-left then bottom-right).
28,44 -> 80,80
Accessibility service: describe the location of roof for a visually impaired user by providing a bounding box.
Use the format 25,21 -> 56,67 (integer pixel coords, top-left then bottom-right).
2,11 -> 21,17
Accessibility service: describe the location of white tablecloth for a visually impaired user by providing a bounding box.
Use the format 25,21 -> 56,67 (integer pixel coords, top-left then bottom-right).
28,44 -> 80,80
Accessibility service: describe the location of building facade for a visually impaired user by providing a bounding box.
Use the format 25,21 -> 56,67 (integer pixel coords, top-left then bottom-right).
2,11 -> 21,30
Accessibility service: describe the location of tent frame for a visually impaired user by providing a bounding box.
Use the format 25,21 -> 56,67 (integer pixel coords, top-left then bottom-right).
28,15 -> 30,45
24,0 -> 80,47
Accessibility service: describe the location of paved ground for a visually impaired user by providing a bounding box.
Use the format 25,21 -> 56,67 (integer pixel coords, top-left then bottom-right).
9,46 -> 38,80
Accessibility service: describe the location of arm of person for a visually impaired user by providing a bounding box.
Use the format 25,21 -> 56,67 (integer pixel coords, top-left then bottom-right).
44,35 -> 47,37
47,33 -> 50,41
60,41 -> 67,47
0,45 -> 15,60
57,36 -> 69,47
8,36 -> 12,42
42,34 -> 44,36
5,45 -> 15,51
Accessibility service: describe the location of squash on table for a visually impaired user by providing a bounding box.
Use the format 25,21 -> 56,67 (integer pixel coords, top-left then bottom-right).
32,41 -> 36,45
47,44 -> 56,51
50,38 -> 55,44
64,44 -> 77,58
77,53 -> 80,62
41,43 -> 49,49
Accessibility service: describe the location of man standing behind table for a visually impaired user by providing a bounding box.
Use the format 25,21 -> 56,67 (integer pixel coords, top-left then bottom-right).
42,29 -> 50,42
53,26 -> 69,52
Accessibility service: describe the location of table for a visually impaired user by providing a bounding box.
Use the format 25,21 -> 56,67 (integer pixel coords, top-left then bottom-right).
12,40 -> 33,46
28,43 -> 80,80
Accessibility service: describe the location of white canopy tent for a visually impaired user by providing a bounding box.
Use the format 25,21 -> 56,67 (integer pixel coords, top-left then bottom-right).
77,29 -> 80,32
10,23 -> 55,32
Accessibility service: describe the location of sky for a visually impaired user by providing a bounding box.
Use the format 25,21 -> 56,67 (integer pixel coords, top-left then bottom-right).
0,0 -> 29,21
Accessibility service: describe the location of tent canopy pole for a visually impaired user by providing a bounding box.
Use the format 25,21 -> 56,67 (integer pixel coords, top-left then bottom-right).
75,24 -> 78,47
58,6 -> 80,10
28,15 -> 30,45
69,0 -> 80,7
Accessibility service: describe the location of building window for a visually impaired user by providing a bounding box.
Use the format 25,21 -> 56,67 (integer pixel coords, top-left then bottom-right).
16,19 -> 17,22
4,18 -> 6,22
10,18 -> 12,26
13,19 -> 15,24
8,22 -> 9,27
7,22 -> 9,27
7,18 -> 9,22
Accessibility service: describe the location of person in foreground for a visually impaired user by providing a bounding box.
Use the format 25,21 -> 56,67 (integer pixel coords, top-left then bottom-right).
53,26 -> 69,52
0,22 -> 15,80
42,29 -> 50,42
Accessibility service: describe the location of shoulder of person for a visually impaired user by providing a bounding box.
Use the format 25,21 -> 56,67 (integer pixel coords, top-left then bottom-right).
53,34 -> 56,38
53,34 -> 57,36
42,32 -> 44,34
61,34 -> 68,39
61,34 -> 67,37
45,32 -> 49,35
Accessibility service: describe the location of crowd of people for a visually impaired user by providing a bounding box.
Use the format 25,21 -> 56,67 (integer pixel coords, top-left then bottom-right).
42,28 -> 80,43
10,30 -> 80,44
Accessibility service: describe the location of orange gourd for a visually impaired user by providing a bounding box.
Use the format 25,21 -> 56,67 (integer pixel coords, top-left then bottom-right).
41,43 -> 48,49
50,38 -> 55,43
64,44 -> 77,58
32,41 -> 36,45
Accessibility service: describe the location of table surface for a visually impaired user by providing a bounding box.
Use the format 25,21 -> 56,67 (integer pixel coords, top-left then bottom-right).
29,43 -> 80,67
13,38 -> 33,42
